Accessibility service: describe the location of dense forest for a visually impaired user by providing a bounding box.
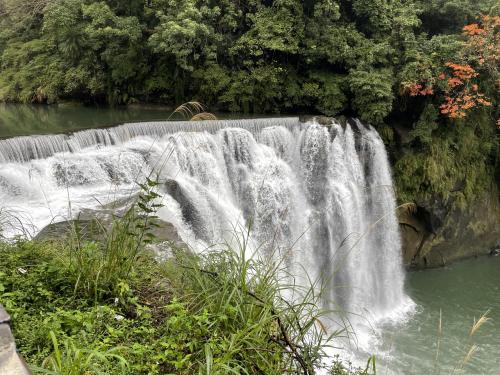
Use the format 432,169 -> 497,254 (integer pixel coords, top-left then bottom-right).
0,0 -> 499,203
0,1 -> 496,115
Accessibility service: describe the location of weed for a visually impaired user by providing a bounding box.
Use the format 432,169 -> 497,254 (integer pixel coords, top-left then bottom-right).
32,332 -> 128,375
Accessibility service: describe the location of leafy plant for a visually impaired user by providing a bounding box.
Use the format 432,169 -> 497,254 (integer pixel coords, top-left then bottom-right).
0,218 -> 366,375
33,331 -> 128,375
65,176 -> 163,301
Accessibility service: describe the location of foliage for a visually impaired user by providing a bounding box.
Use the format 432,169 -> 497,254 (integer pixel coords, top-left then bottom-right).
34,332 -> 129,375
0,217 -> 363,374
348,68 -> 394,124
148,0 -> 217,72
0,0 -> 144,104
390,8 -> 499,205
0,0 -> 496,122
394,106 -> 496,205
402,15 -> 498,122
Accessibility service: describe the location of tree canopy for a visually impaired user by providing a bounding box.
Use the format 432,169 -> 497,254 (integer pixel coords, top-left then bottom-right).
0,0 -> 497,127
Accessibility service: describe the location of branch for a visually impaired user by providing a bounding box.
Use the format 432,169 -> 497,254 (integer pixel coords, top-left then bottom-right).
179,264 -> 314,374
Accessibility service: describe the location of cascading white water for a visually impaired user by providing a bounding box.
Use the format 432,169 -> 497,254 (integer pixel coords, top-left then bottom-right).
0,118 -> 299,163
0,117 -> 413,352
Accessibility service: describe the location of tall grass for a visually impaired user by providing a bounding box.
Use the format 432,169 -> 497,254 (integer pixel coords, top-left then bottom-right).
0,206 -> 34,239
168,101 -> 217,121
449,310 -> 491,375
161,227 -> 343,374
64,176 -> 163,301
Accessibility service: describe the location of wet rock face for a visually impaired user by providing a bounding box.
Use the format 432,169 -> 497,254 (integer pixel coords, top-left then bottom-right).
399,190 -> 500,269
399,208 -> 431,267
35,196 -> 186,250
490,248 -> 500,256
163,179 -> 208,243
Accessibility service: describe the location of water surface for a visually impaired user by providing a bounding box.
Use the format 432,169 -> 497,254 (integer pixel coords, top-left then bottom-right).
379,256 -> 500,374
0,103 -> 177,138
0,103 -> 280,139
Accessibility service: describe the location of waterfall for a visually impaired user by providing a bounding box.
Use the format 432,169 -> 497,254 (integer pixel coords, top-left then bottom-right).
0,117 -> 300,163
0,117 -> 412,346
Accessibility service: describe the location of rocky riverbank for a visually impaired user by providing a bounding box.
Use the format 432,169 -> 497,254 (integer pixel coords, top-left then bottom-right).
399,189 -> 500,269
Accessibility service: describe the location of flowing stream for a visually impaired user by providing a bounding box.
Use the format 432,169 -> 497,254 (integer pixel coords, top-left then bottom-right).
4,114 -> 496,373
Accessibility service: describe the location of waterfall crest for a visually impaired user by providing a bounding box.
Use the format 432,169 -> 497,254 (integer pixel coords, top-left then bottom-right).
0,117 -> 300,163
0,117 -> 412,336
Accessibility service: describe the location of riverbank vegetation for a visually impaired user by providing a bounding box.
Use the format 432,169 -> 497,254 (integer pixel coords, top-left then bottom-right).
0,0 -> 496,119
0,192 -> 369,374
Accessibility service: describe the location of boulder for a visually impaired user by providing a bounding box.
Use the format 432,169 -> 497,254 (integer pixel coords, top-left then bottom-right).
164,179 -> 208,243
35,219 -> 107,242
35,195 -> 186,251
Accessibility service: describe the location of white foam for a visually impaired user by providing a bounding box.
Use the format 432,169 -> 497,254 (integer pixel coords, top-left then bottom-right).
0,118 -> 415,369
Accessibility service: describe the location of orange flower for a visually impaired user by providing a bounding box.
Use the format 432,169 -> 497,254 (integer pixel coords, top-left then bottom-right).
463,23 -> 485,36
477,98 -> 492,106
447,77 -> 463,88
420,86 -> 434,95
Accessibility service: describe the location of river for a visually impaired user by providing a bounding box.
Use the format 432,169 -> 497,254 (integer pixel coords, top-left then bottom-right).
0,104 -> 498,374
372,256 -> 500,374
0,103 -> 277,139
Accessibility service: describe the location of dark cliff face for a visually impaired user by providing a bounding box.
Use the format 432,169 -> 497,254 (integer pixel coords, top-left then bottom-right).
398,188 -> 500,269
387,110 -> 500,269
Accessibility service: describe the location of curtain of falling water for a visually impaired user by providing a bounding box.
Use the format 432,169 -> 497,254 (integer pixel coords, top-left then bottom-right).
0,117 -> 411,335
